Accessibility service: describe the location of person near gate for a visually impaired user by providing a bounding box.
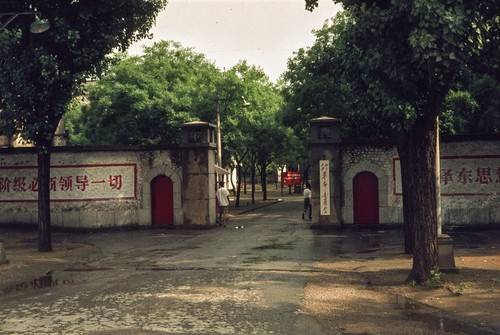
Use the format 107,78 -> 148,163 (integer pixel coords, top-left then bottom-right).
216,181 -> 230,227
302,183 -> 312,220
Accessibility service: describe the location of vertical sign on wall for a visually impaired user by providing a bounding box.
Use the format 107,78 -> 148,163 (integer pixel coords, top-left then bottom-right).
319,160 -> 331,215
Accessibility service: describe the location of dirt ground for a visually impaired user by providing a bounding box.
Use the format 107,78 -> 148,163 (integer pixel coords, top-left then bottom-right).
303,231 -> 500,335
224,189 -> 500,334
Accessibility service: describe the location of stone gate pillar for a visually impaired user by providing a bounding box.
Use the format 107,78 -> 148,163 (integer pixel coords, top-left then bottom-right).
309,117 -> 342,228
180,121 -> 217,227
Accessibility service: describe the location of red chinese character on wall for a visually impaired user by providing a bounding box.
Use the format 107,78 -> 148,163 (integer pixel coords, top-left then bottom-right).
109,175 -> 122,190
76,175 -> 89,191
457,168 -> 473,185
440,169 -> 453,185
0,177 -> 11,193
50,177 -> 57,191
59,176 -> 73,191
29,177 -> 38,192
28,177 -> 58,192
476,167 -> 493,184
13,177 -> 27,192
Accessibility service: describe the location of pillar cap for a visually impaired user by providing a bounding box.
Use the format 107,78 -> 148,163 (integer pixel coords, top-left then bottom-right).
310,116 -> 341,124
180,121 -> 216,129
309,117 -> 341,144
180,121 -> 216,148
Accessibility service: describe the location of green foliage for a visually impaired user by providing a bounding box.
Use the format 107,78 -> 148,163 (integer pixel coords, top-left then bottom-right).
426,267 -> 443,288
456,282 -> 467,295
294,1 -> 499,139
334,1 -> 480,134
456,73 -> 500,133
67,41 -> 219,145
222,61 -> 289,169
65,100 -> 89,145
0,0 -> 167,146
280,14 -> 361,139
441,90 -> 479,134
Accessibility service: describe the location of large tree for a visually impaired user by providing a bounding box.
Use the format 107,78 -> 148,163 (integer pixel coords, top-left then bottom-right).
0,0 -> 167,251
301,0 -> 499,283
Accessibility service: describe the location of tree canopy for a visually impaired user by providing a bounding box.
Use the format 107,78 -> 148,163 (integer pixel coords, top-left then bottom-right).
67,41 -> 220,145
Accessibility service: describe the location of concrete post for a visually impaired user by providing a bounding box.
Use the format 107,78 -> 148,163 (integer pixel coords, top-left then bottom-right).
308,117 -> 342,229
436,117 -> 457,272
180,121 -> 217,227
438,234 -> 458,273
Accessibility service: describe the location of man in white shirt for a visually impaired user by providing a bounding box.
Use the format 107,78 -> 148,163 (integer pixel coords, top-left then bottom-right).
302,183 -> 312,220
216,181 -> 230,227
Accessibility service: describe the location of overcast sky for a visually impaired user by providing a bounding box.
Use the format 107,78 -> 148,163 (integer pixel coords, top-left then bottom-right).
127,0 -> 341,82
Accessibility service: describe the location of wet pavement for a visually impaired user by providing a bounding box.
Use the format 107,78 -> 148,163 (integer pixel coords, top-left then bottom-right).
0,195 -> 499,335
0,196 -> 320,335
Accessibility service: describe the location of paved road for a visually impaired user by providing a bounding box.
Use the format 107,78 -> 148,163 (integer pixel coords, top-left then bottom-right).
0,196 -> 336,335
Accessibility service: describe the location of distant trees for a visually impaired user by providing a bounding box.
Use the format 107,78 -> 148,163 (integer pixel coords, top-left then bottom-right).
67,41 -> 219,145
223,62 -> 288,203
442,75 -> 500,134
67,44 -> 296,205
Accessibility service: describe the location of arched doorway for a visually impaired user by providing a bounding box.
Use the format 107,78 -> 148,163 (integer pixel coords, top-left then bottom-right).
151,175 -> 174,225
353,171 -> 379,225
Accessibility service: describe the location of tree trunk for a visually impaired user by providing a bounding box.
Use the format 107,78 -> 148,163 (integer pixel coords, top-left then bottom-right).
37,145 -> 52,252
234,152 -> 248,207
396,114 -> 438,284
280,166 -> 284,196
250,164 -> 256,204
235,163 -> 242,207
243,168 -> 248,195
229,167 -> 236,196
401,163 -> 414,254
302,166 -> 309,187
260,161 -> 267,201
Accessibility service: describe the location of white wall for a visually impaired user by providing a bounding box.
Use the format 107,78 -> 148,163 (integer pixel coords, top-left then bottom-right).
341,137 -> 500,227
0,148 -> 183,229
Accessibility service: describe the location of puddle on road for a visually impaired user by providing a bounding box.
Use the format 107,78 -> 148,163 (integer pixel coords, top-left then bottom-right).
63,267 -> 113,272
356,249 -> 377,254
395,295 -> 499,335
253,242 -> 294,250
2,270 -> 92,295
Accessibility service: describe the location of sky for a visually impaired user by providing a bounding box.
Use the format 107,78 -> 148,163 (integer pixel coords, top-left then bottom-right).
127,0 -> 342,82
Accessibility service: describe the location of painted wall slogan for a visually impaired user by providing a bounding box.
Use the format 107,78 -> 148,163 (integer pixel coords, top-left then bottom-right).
0,163 -> 137,202
319,160 -> 331,215
393,155 -> 500,196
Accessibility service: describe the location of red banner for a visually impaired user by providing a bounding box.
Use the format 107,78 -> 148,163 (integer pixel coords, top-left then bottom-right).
282,172 -> 302,186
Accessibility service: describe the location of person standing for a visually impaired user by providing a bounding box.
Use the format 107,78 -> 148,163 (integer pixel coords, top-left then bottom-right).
302,183 -> 312,220
216,181 -> 230,227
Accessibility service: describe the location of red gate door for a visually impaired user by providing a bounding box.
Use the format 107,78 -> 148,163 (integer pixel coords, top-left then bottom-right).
353,171 -> 379,225
151,175 -> 174,225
